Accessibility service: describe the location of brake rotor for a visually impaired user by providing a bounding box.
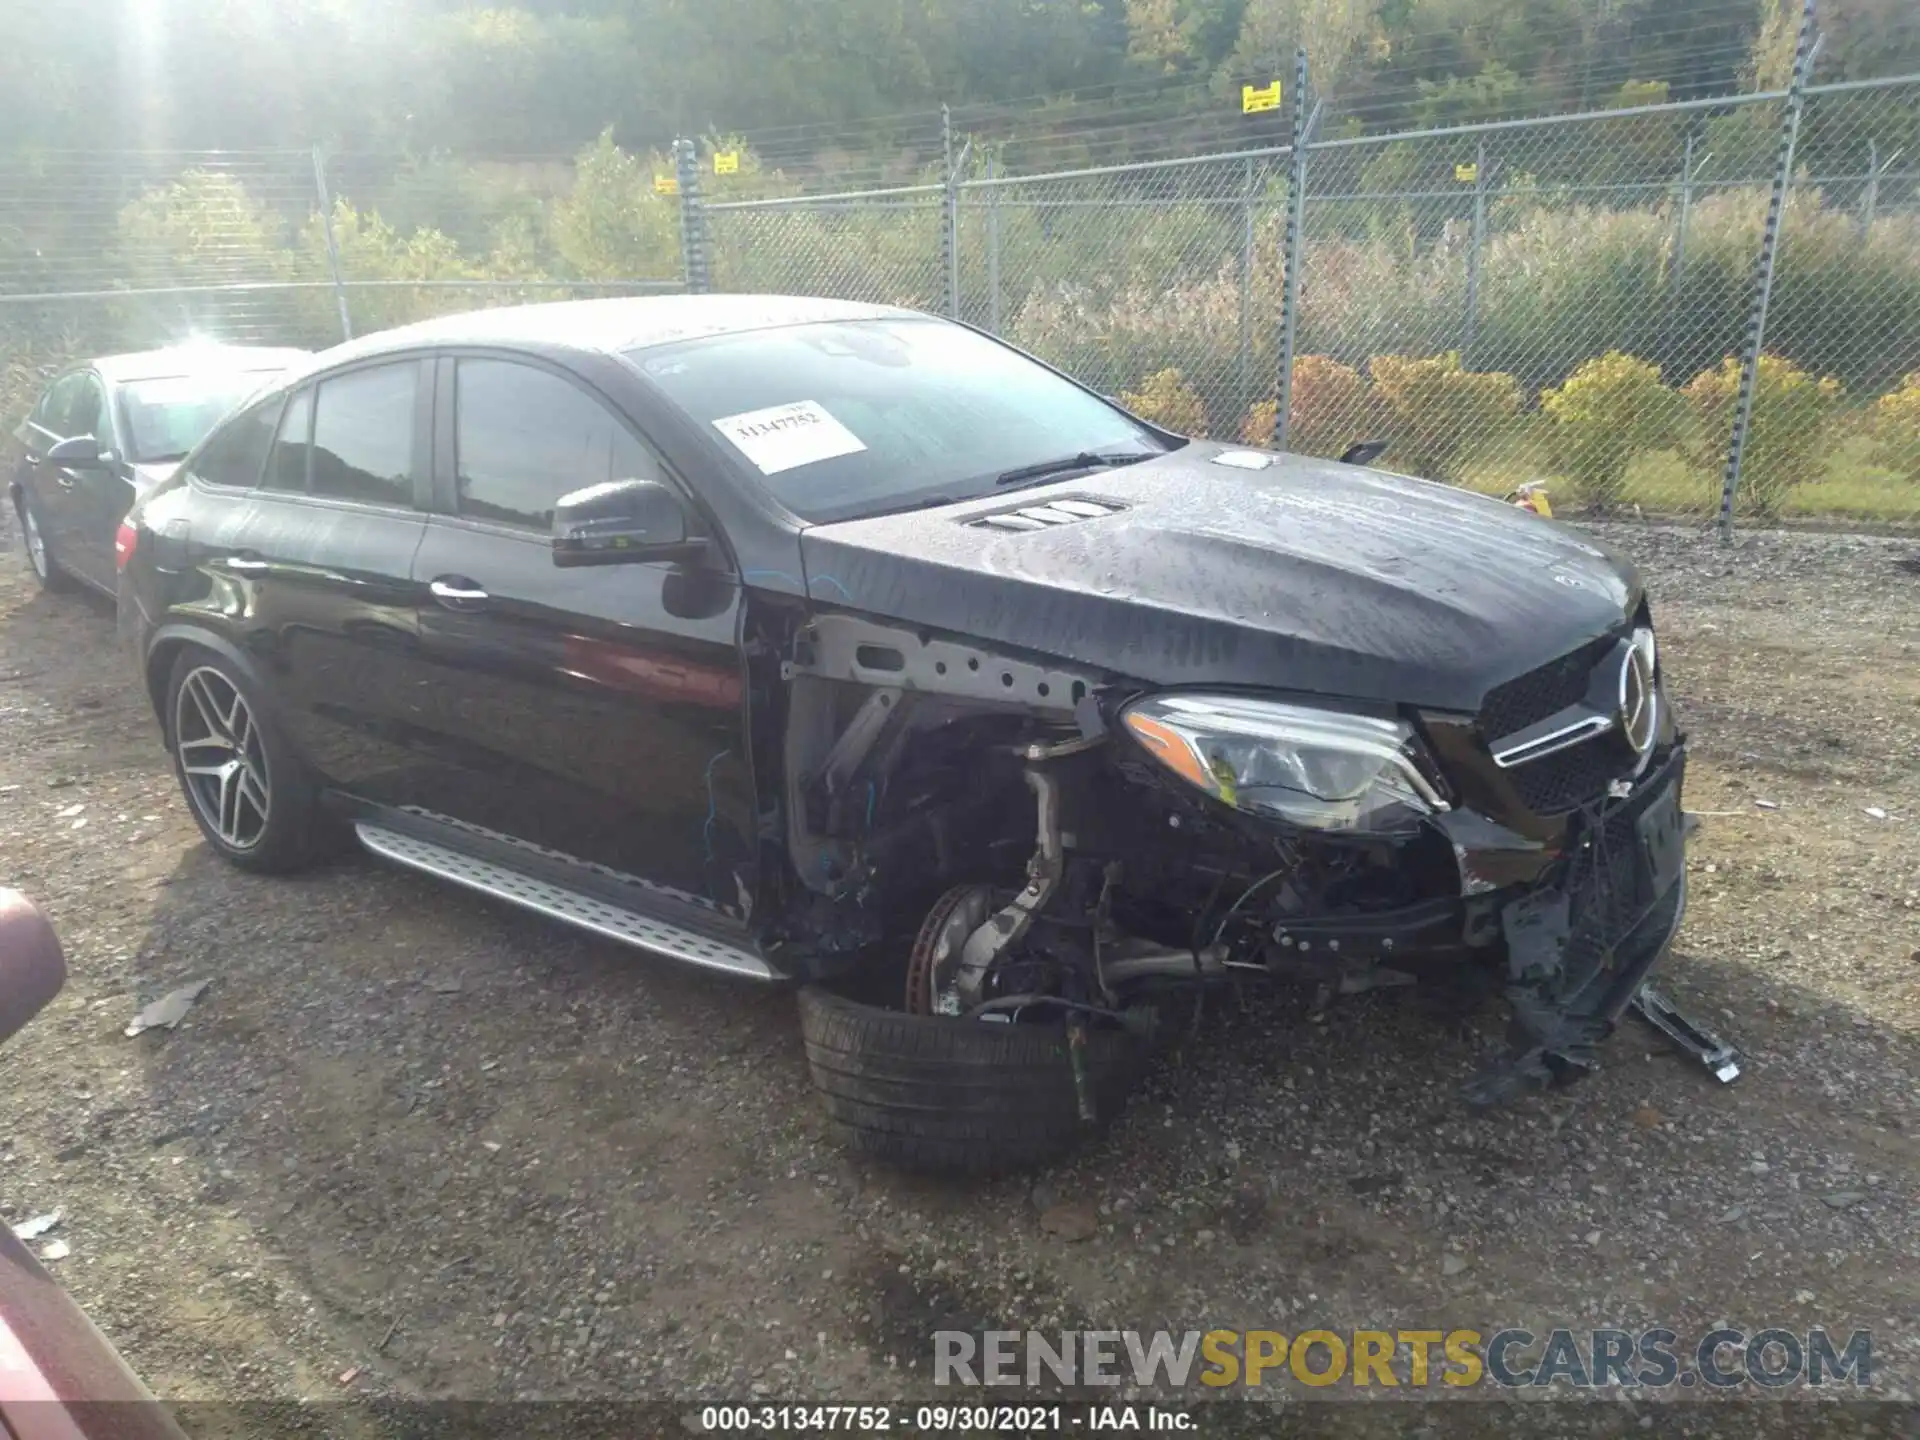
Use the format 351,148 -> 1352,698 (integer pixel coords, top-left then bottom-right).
903,883 -> 995,1015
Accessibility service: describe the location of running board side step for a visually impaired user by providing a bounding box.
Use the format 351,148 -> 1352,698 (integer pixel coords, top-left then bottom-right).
354,823 -> 778,982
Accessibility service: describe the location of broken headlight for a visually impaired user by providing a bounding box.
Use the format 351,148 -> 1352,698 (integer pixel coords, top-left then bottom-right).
1121,693 -> 1448,834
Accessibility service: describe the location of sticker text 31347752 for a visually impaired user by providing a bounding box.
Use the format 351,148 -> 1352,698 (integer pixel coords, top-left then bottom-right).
712,400 -> 867,475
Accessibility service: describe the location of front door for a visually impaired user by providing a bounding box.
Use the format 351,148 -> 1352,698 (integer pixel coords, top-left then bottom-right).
18,371 -> 102,586
402,355 -> 754,919
48,372 -> 114,588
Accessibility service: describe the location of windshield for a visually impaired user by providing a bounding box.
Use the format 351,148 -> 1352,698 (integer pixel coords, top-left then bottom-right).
628,318 -> 1172,522
118,370 -> 288,463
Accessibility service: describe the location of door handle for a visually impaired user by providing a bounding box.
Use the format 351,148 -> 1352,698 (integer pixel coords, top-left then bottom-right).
430,577 -> 489,606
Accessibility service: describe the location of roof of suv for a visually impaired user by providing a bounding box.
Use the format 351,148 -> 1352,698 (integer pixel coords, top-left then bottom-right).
300,294 -> 916,375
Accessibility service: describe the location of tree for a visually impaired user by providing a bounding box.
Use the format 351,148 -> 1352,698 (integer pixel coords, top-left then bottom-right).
548,132 -> 682,281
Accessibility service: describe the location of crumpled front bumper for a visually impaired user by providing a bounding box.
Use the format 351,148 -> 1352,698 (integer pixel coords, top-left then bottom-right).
1462,743 -> 1689,1105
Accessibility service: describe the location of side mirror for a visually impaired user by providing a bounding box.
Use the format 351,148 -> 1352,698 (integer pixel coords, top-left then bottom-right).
0,891 -> 65,1048
552,478 -> 707,568
46,435 -> 113,469
1339,439 -> 1391,467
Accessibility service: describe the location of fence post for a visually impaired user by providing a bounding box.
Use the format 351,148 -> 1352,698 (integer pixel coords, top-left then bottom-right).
1239,155 -> 1256,425
986,151 -> 1003,335
1462,137 -> 1488,359
1274,47 -> 1314,451
310,145 -> 352,342
1716,0 -> 1820,542
674,138 -> 711,295
1671,134 -> 1697,300
942,105 -> 963,320
1663,133 -> 1700,366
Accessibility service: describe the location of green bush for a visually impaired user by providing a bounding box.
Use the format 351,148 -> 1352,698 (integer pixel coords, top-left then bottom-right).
114,170 -> 297,289
1368,352 -> 1524,479
1868,372 -> 1920,485
1241,355 -> 1377,458
1684,354 -> 1843,519
1121,368 -> 1209,436
548,131 -> 683,282
1540,351 -> 1686,509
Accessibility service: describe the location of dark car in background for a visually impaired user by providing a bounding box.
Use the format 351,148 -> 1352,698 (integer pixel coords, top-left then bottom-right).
115,296 -> 1686,1173
10,345 -> 307,595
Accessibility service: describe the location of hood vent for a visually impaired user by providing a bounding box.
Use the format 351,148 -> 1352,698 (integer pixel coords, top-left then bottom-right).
969,497 -> 1127,533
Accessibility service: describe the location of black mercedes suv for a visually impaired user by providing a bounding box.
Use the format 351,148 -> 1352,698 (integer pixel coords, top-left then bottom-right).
115,296 -> 1685,1171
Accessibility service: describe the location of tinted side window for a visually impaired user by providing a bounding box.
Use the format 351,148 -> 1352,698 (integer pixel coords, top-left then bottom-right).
187,395 -> 283,491
310,363 -> 418,508
264,388 -> 313,492
66,377 -> 105,441
35,374 -> 87,436
454,359 -> 657,530
30,377 -> 69,431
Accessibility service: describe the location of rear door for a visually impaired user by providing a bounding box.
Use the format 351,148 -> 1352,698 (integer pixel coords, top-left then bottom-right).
205,358 -> 434,803
402,353 -> 753,915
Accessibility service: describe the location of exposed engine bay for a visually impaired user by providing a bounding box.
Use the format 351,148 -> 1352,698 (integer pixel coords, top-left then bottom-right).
766,613 -> 1690,1108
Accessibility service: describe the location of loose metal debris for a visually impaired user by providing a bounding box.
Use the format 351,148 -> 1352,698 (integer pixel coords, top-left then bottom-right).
11,1209 -> 62,1240
1630,984 -> 1742,1083
124,978 -> 211,1037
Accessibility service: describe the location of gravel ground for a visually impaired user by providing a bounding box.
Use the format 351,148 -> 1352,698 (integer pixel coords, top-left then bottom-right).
0,522 -> 1916,1435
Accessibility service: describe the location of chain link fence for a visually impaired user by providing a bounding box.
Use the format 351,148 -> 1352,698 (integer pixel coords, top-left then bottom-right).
1286,95 -> 1791,520
707,186 -> 948,310
3,67 -> 1914,534
0,147 -> 681,427
963,151 -> 1295,440
702,70 -> 1919,532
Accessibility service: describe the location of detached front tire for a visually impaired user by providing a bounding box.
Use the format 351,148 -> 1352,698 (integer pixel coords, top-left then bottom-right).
797,987 -> 1145,1174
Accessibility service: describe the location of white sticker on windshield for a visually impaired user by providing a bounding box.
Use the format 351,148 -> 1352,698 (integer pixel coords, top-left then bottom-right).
712,400 -> 867,475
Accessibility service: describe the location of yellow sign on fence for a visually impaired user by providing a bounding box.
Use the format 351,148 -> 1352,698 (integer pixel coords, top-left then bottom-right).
713,151 -> 740,175
1455,162 -> 1479,183
653,174 -> 679,195
1241,81 -> 1282,114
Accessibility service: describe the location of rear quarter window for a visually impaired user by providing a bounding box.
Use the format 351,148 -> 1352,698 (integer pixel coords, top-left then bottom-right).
183,395 -> 284,491
310,363 -> 419,508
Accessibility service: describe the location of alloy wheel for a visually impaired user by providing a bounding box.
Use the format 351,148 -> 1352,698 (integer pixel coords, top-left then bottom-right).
17,500 -> 47,580
174,666 -> 272,849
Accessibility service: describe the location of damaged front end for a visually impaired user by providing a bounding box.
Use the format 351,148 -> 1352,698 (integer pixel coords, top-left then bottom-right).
769,608 -> 1687,1111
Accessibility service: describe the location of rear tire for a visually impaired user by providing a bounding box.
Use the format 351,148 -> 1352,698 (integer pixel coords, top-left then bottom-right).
13,490 -> 70,592
164,649 -> 333,874
797,986 -> 1145,1175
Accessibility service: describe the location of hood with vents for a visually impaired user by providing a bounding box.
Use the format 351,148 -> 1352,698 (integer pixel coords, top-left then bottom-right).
794,442 -> 1641,712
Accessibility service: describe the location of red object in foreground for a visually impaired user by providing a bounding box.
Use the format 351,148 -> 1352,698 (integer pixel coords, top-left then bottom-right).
0,892 -> 186,1440
113,523 -> 137,572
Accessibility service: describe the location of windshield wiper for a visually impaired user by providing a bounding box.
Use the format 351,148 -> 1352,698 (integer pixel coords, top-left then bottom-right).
994,451 -> 1153,486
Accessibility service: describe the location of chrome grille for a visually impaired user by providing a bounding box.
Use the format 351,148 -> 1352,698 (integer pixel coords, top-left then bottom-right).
1480,633 -> 1618,739
1481,633 -> 1638,816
